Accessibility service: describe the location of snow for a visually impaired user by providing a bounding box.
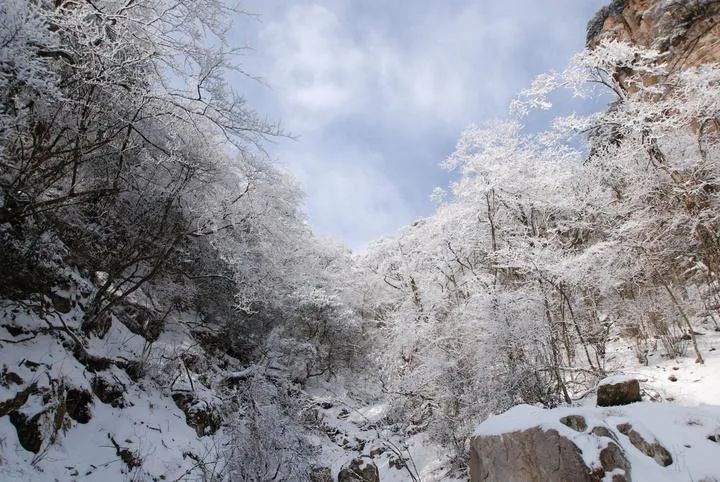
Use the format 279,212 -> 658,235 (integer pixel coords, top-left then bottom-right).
600,321 -> 720,406
473,328 -> 720,482
597,373 -> 639,386
476,402 -> 720,481
302,379 -> 463,482
0,303 -> 226,481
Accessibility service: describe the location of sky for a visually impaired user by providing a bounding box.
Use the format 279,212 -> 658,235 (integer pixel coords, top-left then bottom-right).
228,1 -> 610,250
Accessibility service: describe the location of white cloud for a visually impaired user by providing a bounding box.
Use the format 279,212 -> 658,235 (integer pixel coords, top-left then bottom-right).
261,3 -> 524,130
233,0 -> 608,249
276,145 -> 413,250
261,4 -> 366,124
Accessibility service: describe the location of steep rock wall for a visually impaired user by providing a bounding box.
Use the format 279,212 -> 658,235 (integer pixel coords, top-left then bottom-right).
587,0 -> 720,73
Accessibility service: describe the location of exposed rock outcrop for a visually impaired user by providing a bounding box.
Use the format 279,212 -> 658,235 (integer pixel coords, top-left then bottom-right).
560,414 -> 588,432
469,427 -> 598,482
597,377 -> 642,407
469,403 -> 718,482
64,386 -> 93,424
587,0 -> 720,73
598,441 -> 631,481
92,374 -> 127,408
310,466 -> 333,482
338,457 -> 380,482
616,423 -> 673,466
172,392 -> 222,437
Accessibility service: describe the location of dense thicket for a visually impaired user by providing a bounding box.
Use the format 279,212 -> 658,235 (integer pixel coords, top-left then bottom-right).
360,40 -> 720,465
0,2 -> 366,478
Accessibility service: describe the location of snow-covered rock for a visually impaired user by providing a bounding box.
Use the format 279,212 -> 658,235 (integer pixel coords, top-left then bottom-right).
470,402 -> 720,482
338,456 -> 380,482
596,375 -> 642,407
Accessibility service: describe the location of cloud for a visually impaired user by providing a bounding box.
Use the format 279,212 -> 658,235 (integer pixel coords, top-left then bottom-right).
262,5 -> 364,121
231,0 -> 609,249
275,144 -> 414,250
260,3 -> 526,129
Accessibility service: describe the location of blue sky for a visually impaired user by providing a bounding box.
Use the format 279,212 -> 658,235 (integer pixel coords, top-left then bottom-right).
229,1 -> 609,250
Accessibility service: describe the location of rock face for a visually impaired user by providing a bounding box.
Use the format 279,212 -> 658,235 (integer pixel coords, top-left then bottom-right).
309,466 -> 333,482
560,414 -> 588,432
469,427 -> 598,482
172,392 -> 222,437
597,378 -> 641,407
8,410 -> 44,453
587,0 -> 720,72
338,457 -> 379,482
598,442 -> 631,481
616,423 -> 673,467
65,386 -> 93,424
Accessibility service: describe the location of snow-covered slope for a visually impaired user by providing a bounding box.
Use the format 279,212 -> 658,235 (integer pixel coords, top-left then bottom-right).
0,297 -> 228,481
476,402 -> 720,481
471,328 -> 720,482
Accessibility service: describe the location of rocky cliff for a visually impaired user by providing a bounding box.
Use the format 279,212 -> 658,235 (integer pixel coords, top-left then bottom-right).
588,0 -> 720,71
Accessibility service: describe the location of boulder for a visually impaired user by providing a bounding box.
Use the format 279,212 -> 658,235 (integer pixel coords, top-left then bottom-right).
591,426 -> 619,443
560,415 -> 587,432
469,427 -> 598,482
338,457 -> 379,482
616,423 -> 672,467
597,377 -> 641,407
599,442 -> 631,481
8,410 -> 44,453
172,392 -> 221,436
65,386 -> 93,424
111,302 -> 163,342
310,466 -> 333,482
49,291 -> 73,314
92,374 -> 127,408
470,402 -> 720,482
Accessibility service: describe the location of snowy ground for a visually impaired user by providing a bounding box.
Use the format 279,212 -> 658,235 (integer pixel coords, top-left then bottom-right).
474,321 -> 720,482
0,294 -> 460,482
602,323 -> 720,407
476,402 -> 720,481
0,301 -> 225,482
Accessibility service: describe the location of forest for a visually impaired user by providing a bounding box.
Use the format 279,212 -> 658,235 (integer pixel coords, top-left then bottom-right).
1,1 -> 719,481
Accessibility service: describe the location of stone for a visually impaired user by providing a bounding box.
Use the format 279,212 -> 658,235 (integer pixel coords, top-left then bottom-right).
616,423 -> 632,435
389,456 -> 405,470
469,427 -> 600,482
3,371 -> 24,386
172,393 -> 221,437
92,375 -> 126,408
49,292 -> 73,314
597,378 -> 641,407
338,457 -> 379,482
616,423 -> 672,467
309,466 -> 333,482
369,446 -> 385,458
111,302 -> 163,342
0,384 -> 37,418
65,387 -> 93,424
560,415 -> 588,432
8,410 -> 43,453
599,441 -> 631,481
591,426 -> 619,443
